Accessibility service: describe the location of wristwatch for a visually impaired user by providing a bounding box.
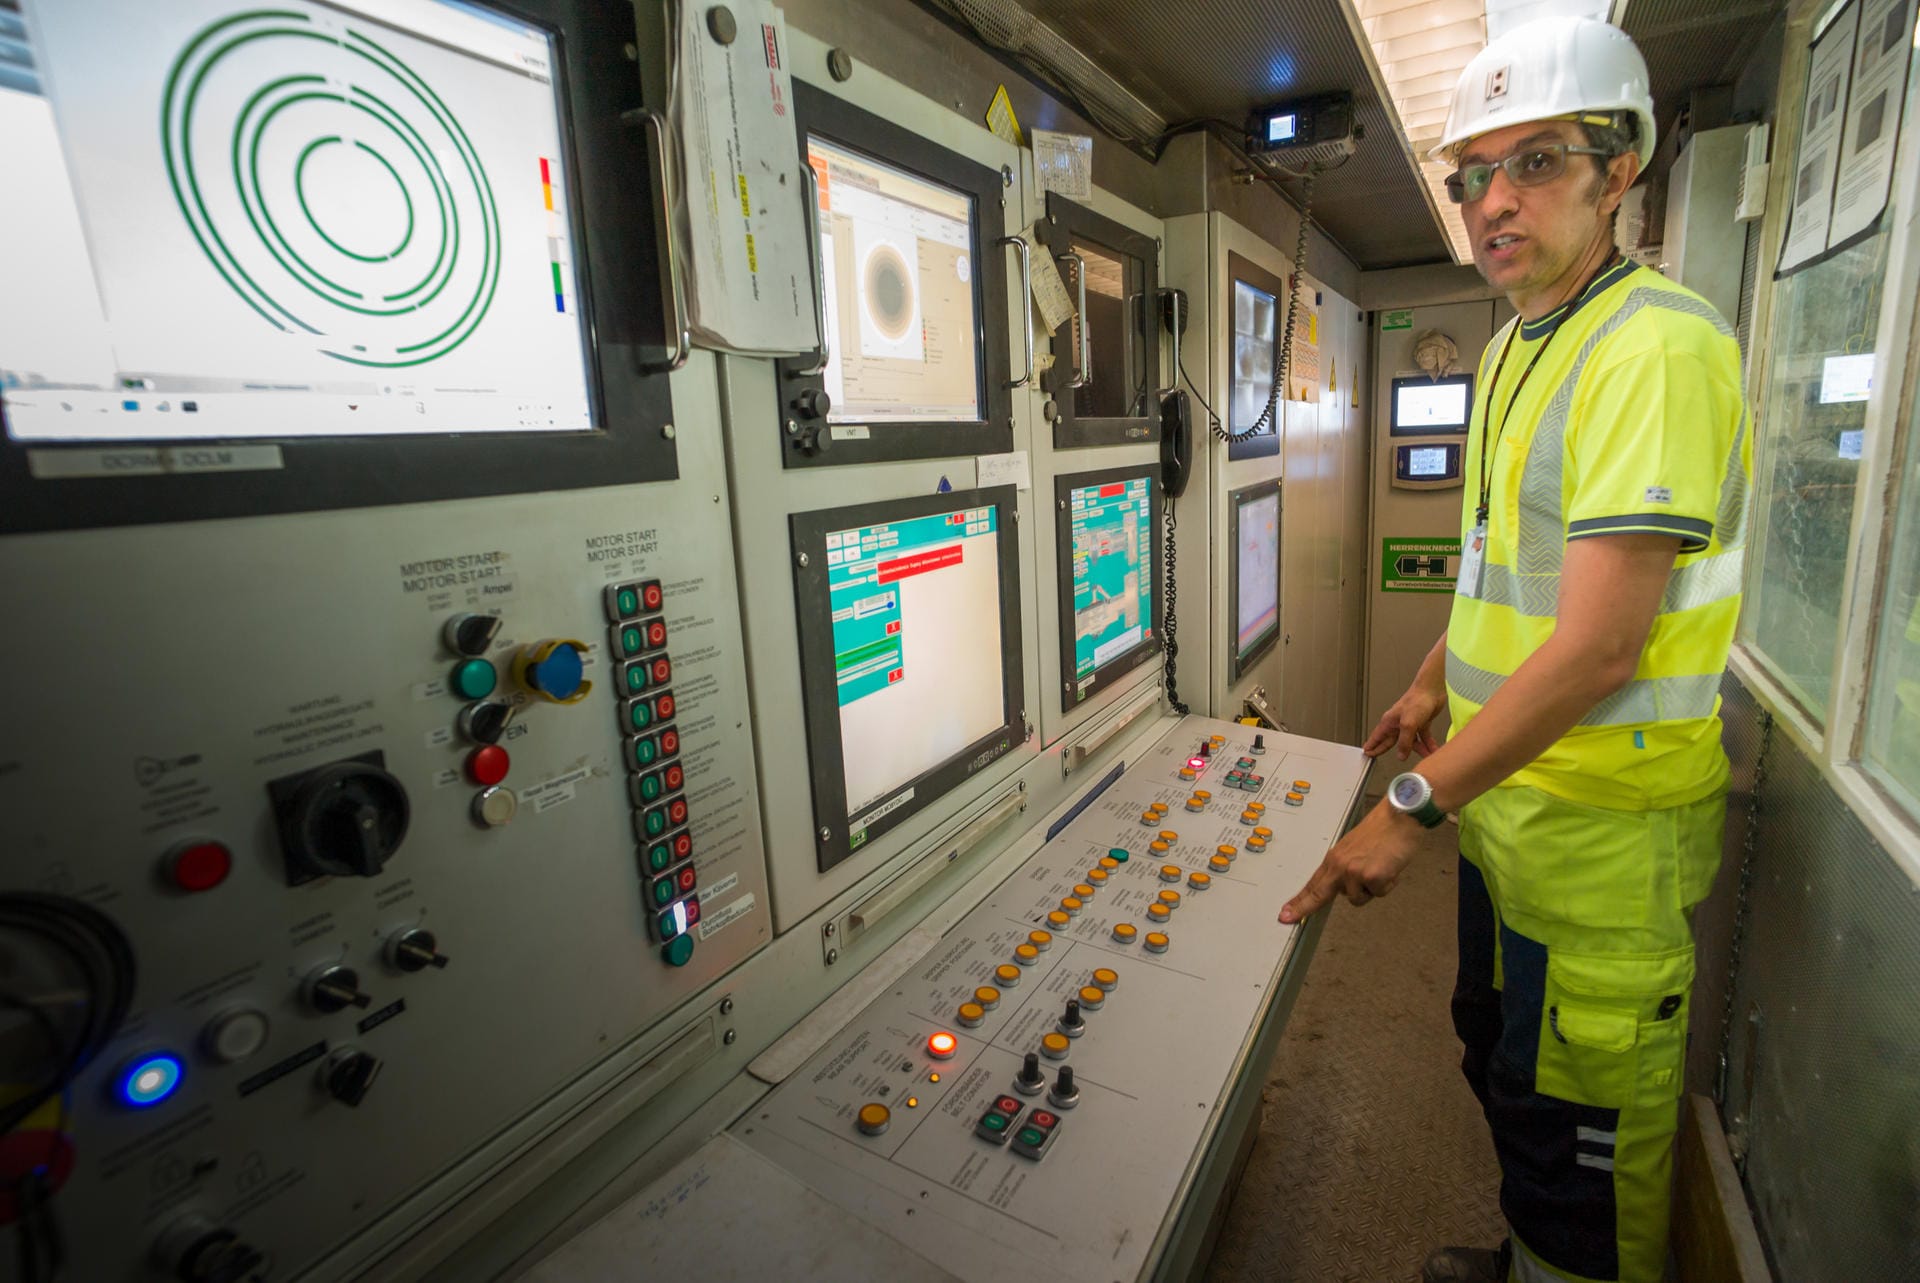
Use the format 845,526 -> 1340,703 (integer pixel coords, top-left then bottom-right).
1386,771 -> 1446,828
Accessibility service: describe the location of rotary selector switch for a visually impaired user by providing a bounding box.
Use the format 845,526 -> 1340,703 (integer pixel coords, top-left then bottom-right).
325,1047 -> 382,1107
458,700 -> 514,745
302,963 -> 371,1014
1048,1064 -> 1081,1110
442,612 -> 502,657
152,1214 -> 269,1283
271,756 -> 410,884
1058,998 -> 1086,1038
386,927 -> 449,973
1014,1051 -> 1046,1096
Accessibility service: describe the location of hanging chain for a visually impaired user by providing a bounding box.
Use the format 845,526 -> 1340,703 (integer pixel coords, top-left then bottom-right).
1716,707 -> 1773,1110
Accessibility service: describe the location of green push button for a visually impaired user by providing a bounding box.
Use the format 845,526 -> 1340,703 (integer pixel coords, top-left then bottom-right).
980,1112 -> 1009,1132
632,737 -> 658,768
662,934 -> 695,967
644,809 -> 667,837
638,773 -> 663,801
629,701 -> 654,731
617,587 -> 640,616
1107,847 -> 1130,863
620,625 -> 644,657
647,841 -> 672,872
653,878 -> 673,906
624,664 -> 648,695
1016,1126 -> 1045,1147
451,658 -> 497,700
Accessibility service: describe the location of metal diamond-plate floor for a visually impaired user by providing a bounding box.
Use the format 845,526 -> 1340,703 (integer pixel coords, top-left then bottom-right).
1206,813 -> 1506,1283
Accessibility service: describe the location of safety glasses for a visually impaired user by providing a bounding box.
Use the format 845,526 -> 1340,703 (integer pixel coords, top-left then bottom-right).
1445,144 -> 1612,204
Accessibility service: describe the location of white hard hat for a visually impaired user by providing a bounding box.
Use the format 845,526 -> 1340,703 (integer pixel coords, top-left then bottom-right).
1431,16 -> 1656,166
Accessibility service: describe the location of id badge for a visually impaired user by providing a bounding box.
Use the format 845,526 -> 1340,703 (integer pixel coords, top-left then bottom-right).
1457,523 -> 1487,598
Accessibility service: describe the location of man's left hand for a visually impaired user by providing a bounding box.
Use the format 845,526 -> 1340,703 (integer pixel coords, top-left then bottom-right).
1279,800 -> 1424,923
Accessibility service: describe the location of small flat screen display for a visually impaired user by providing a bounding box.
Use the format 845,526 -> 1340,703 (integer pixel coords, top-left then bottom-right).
3,0 -> 594,442
1068,474 -> 1154,689
826,504 -> 1004,819
1267,113 -> 1297,144
1407,445 -> 1451,478
1235,488 -> 1279,659
1391,374 -> 1473,434
1231,279 -> 1277,435
809,136 -> 982,424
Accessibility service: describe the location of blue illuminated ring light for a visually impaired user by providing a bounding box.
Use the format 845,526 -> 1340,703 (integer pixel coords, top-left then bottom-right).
120,1052 -> 185,1108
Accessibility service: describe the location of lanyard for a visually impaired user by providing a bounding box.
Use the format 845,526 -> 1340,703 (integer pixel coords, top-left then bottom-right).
1474,252 -> 1623,526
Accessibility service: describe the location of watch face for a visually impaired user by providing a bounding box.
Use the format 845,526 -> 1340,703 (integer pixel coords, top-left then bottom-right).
1390,774 -> 1428,809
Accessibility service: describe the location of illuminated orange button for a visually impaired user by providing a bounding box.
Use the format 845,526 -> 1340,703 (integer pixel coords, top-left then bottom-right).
1086,868 -> 1109,885
1100,856 -> 1121,871
1047,910 -> 1071,928
1189,871 -> 1212,890
1040,1032 -> 1071,1060
1217,844 -> 1238,859
927,1031 -> 957,1059
1178,768 -> 1197,780
1150,840 -> 1171,854
1014,943 -> 1039,965
857,1102 -> 891,1135
1060,897 -> 1083,915
1253,826 -> 1273,839
1111,923 -> 1138,943
1029,930 -> 1053,950
1209,735 -> 1226,746
1077,985 -> 1106,1009
974,986 -> 1001,1009
1159,864 -> 1183,882
1292,780 -> 1311,792
1209,854 -> 1232,872
957,1001 -> 985,1027
1092,967 -> 1119,991
1249,802 -> 1267,814
995,964 -> 1022,986
1286,792 -> 1306,806
1158,829 -> 1180,841
1144,931 -> 1170,953
1146,902 -> 1172,922
1073,884 -> 1096,899
1157,889 -> 1182,909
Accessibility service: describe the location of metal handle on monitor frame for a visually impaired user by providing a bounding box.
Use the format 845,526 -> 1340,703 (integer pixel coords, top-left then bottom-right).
1059,251 -> 1089,389
793,161 -> 832,378
999,234 -> 1034,389
632,108 -> 689,374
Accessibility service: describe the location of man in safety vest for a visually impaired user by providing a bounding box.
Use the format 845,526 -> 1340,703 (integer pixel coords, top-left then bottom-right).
1279,17 -> 1750,1283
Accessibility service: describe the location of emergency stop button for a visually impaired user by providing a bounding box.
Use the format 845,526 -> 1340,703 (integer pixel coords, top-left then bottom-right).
165,839 -> 232,893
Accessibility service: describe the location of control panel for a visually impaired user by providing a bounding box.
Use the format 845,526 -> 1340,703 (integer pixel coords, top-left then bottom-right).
0,480 -> 771,1280
534,716 -> 1367,1282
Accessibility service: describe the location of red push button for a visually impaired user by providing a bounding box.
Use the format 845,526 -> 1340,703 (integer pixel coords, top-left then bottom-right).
167,840 -> 232,893
643,618 -> 668,650
681,896 -> 703,928
659,728 -> 681,758
641,580 -> 664,612
664,763 -> 685,792
652,691 -> 676,721
995,1096 -> 1021,1114
1031,1110 -> 1058,1128
467,745 -> 510,786
667,797 -> 689,827
675,864 -> 697,894
649,656 -> 673,686
671,829 -> 694,861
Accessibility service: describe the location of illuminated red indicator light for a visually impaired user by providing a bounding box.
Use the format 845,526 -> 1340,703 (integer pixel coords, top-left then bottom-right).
468,745 -> 511,786
927,1032 -> 957,1059
1187,757 -> 1205,769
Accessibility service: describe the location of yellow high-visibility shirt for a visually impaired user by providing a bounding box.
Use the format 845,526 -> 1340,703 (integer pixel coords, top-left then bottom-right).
1447,260 -> 1751,810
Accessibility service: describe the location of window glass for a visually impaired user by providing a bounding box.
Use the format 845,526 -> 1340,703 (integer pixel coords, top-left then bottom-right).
1864,306 -> 1920,807
1742,231 -> 1891,719
1066,237 -> 1147,419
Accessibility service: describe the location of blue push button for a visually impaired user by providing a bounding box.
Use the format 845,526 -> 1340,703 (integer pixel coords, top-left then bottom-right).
525,643 -> 586,701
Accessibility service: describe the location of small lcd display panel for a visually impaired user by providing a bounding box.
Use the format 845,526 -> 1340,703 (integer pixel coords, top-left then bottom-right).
1057,466 -> 1159,711
794,488 -> 1023,868
809,136 -> 983,424
1407,445 -> 1451,478
1232,484 -> 1280,670
1267,113 -> 1297,144
3,0 -> 594,443
1390,374 -> 1473,435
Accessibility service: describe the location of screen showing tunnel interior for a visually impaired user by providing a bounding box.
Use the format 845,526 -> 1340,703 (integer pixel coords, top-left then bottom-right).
809,136 -> 983,425
1231,279 -> 1277,435
1067,237 -> 1147,419
1068,474 -> 1153,695
827,504 -> 1005,822
1235,488 -> 1279,658
2,0 -> 594,442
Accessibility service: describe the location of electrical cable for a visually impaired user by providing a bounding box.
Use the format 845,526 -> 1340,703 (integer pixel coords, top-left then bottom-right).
1208,170 -> 1316,446
1160,497 -> 1189,715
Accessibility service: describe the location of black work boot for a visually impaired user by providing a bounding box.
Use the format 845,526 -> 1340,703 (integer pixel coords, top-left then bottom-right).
1420,1239 -> 1512,1283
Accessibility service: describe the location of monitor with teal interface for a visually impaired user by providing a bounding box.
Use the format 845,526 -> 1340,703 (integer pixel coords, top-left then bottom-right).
1055,464 -> 1160,713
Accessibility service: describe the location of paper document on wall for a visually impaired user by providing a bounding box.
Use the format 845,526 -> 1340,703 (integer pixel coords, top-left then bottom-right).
1023,223 -> 1075,335
1828,0 -> 1916,248
1779,0 -> 1860,273
1032,130 -> 1093,200
671,0 -> 819,353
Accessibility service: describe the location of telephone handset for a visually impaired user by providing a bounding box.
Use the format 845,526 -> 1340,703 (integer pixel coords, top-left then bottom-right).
1160,390 -> 1192,499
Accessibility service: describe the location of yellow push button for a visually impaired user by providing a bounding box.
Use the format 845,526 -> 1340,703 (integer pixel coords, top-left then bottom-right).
1248,836 -> 1269,851
1158,829 -> 1180,842
1073,883 -> 1096,899
1189,871 -> 1212,890
1149,840 -> 1171,855
1149,802 -> 1169,815
1185,795 -> 1205,811
1100,856 -> 1121,871
1157,889 -> 1182,909
1253,826 -> 1273,839
957,1001 -> 986,1028
1209,855 -> 1232,873
1014,943 -> 1040,965
974,986 -> 1001,1009
1077,985 -> 1106,1010
1209,734 -> 1226,746
1060,897 -> 1083,915
1029,930 -> 1053,951
1047,910 -> 1071,929
1140,810 -> 1160,826
1285,791 -> 1306,807
1040,1032 -> 1071,1060
857,1102 -> 891,1135
1111,923 -> 1138,944
1178,767 -> 1197,780
1146,902 -> 1172,923
1144,931 -> 1170,953
995,964 -> 1021,986
1159,864 -> 1183,882
1217,844 -> 1238,860
1086,868 -> 1109,885
1091,967 -> 1119,991
1194,790 -> 1212,801
1292,780 -> 1311,793
1248,802 -> 1267,814
1240,810 -> 1259,826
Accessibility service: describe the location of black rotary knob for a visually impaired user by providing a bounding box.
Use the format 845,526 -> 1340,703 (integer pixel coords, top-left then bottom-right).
793,387 -> 832,419
274,757 -> 410,883
1016,1050 -> 1045,1096
1059,999 -> 1085,1037
387,927 -> 448,974
303,963 -> 371,1014
442,612 -> 501,657
1049,1064 -> 1080,1110
326,1048 -> 382,1107
155,1218 -> 269,1283
457,700 -> 514,745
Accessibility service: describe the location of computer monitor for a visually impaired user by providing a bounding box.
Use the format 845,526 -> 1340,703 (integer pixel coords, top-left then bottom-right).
1226,252 -> 1284,460
1054,465 -> 1160,712
778,83 -> 1012,467
791,486 -> 1024,869
1228,480 -> 1280,679
1390,374 -> 1474,435
2,0 -> 675,533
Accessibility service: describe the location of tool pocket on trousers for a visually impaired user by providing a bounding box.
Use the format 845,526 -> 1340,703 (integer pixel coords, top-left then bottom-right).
1537,946 -> 1693,1110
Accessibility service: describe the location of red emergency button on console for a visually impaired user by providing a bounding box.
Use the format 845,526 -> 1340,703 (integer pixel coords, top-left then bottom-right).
166,840 -> 232,893
467,745 -> 510,786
